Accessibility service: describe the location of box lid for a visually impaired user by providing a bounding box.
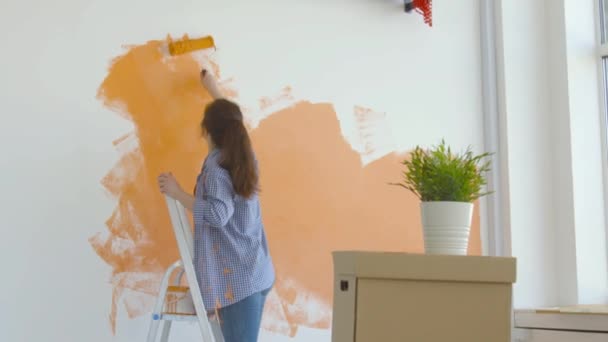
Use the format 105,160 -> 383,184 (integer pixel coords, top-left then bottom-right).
332,251 -> 516,283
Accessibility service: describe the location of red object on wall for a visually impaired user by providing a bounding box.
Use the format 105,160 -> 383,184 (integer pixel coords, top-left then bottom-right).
413,0 -> 432,27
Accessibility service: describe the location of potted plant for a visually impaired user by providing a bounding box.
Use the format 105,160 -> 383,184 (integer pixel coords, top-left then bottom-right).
392,140 -> 492,255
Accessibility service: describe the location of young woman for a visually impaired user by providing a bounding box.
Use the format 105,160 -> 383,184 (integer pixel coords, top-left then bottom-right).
158,69 -> 275,342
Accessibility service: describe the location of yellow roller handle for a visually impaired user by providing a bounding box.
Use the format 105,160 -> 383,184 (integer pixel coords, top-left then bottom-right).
168,36 -> 215,56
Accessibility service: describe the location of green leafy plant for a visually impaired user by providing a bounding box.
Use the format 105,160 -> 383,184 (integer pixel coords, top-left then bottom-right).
391,140 -> 493,202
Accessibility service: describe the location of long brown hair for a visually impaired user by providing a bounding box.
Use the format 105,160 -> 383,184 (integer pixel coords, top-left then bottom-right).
202,99 -> 258,198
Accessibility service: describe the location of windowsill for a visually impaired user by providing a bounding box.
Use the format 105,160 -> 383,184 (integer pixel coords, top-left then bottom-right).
517,305 -> 608,314
514,307 -> 608,332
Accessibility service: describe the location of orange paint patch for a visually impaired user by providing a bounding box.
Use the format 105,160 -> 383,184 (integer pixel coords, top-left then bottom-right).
259,86 -> 294,110
94,39 -> 212,330
112,133 -> 132,146
225,284 -> 235,302
256,102 -> 423,306
93,38 -> 480,335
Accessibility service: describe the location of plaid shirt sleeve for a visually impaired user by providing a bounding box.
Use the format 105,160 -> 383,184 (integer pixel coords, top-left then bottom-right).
193,168 -> 235,228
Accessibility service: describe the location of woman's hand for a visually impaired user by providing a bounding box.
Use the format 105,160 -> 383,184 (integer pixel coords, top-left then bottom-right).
158,173 -> 185,199
200,68 -> 223,99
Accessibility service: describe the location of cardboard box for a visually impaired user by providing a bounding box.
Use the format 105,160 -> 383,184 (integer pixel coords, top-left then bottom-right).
332,251 -> 517,342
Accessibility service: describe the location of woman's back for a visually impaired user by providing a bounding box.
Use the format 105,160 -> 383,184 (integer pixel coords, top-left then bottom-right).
193,149 -> 274,310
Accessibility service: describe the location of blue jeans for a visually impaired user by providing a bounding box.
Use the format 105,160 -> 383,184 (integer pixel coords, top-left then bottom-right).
218,287 -> 271,342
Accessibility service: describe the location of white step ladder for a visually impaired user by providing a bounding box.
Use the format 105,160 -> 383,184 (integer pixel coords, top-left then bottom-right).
146,196 -> 224,342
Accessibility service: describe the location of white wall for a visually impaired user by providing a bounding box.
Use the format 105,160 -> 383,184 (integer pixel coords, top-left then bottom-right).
0,0 -> 485,341
495,0 -> 608,308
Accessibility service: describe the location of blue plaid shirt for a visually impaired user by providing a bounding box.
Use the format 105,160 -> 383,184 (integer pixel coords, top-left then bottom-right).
193,149 -> 275,311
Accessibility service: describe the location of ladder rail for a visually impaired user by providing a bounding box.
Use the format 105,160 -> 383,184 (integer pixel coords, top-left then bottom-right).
159,320 -> 172,342
164,196 -> 218,342
147,260 -> 182,342
160,261 -> 186,342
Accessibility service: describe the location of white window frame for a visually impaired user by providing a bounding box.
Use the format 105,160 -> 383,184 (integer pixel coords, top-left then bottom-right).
597,0 -> 608,265
479,0 -> 511,258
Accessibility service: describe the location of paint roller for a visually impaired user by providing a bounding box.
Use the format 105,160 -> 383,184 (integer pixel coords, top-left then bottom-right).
166,35 -> 216,56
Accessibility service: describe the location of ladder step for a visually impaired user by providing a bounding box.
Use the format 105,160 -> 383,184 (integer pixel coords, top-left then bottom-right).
163,286 -> 196,316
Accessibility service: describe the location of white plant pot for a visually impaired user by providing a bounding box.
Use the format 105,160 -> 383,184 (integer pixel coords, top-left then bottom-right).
420,201 -> 474,255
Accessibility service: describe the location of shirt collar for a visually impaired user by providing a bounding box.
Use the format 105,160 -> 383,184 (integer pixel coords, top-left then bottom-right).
206,148 -> 221,164
209,147 -> 220,157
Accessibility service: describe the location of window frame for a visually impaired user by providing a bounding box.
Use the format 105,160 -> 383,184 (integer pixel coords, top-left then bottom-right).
597,0 -> 608,268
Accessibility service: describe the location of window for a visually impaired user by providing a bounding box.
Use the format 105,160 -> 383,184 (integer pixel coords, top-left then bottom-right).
599,0 -> 608,265
599,0 -> 608,140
